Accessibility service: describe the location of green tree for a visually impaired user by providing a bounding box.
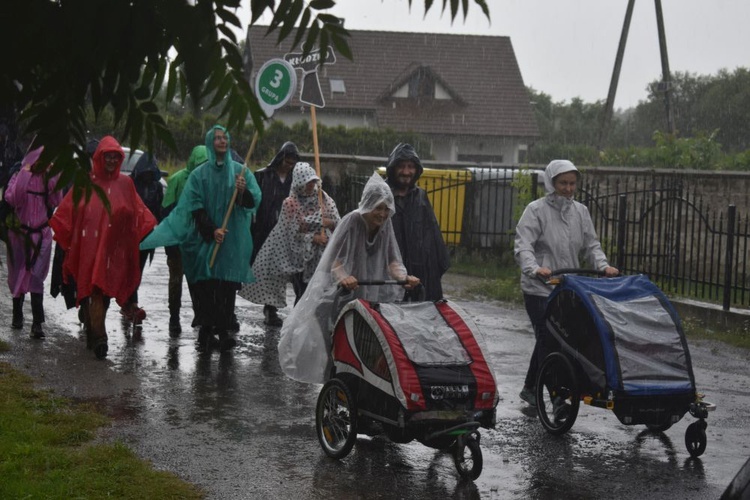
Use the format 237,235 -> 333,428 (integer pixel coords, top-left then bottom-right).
610,68 -> 750,153
0,0 -> 489,195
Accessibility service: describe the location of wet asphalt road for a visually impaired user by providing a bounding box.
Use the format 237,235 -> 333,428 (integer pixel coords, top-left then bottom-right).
1,249 -> 749,499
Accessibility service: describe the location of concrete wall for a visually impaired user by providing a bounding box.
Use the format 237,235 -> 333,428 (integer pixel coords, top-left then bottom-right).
578,166 -> 750,216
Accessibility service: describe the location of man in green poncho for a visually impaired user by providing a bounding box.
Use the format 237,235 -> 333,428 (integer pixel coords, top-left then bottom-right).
141,126 -> 261,352
161,145 -> 207,336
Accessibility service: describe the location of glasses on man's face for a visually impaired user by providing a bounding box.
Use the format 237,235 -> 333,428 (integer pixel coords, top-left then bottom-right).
104,153 -> 120,162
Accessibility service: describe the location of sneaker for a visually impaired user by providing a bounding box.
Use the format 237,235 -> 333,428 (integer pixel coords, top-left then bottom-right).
120,304 -> 147,322
519,387 -> 537,407
31,323 -> 45,339
30,322 -> 45,339
553,397 -> 570,422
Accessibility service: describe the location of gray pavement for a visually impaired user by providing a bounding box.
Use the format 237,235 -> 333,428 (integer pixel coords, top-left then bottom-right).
1,249 -> 749,499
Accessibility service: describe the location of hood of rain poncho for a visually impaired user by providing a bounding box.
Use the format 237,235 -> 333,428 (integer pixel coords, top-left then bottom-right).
131,152 -> 160,181
268,141 -> 300,170
543,159 -> 579,195
91,136 -> 124,180
131,152 -> 163,220
21,145 -> 44,171
385,143 -> 423,186
278,171 -> 407,384
162,145 -> 207,208
140,125 -> 261,284
291,162 -> 319,196
358,171 -> 396,216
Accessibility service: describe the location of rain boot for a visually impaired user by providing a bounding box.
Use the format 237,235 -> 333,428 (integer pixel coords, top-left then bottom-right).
169,308 -> 182,338
263,305 -> 282,327
12,296 -> 24,329
196,326 -> 217,353
80,300 -> 93,349
89,293 -> 109,359
30,293 -> 45,339
218,330 -> 236,353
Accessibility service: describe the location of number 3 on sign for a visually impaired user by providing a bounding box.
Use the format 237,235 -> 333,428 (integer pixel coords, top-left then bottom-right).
270,69 -> 283,88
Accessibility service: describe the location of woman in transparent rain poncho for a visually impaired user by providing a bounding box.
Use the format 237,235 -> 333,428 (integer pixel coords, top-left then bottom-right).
237,162 -> 340,315
278,172 -> 420,384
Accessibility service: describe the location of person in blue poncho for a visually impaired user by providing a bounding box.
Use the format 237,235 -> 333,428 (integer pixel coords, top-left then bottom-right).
141,126 -> 261,352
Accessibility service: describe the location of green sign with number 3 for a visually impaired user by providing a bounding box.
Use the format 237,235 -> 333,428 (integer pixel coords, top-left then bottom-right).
255,59 -> 297,117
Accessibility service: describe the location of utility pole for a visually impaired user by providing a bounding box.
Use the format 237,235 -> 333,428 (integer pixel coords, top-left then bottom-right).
598,0 -> 636,150
654,0 -> 675,134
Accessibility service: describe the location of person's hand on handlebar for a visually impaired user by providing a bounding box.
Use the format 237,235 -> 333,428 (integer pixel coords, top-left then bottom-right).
535,267 -> 552,280
403,275 -> 420,289
339,275 -> 358,291
603,266 -> 619,277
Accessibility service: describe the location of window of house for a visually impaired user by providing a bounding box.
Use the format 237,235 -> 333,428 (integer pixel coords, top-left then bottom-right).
458,153 -> 504,163
330,78 -> 346,95
408,68 -> 435,99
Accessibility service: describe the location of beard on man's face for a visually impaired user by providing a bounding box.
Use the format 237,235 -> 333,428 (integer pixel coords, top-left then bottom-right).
392,173 -> 415,191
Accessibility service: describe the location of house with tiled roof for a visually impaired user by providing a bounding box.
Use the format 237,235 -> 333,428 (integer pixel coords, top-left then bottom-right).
247,27 -> 539,163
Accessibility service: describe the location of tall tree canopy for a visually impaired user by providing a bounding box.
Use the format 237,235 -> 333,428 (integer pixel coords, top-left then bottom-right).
0,0 -> 489,191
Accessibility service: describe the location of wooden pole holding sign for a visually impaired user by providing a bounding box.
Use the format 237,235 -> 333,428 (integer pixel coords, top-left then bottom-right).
309,106 -> 325,211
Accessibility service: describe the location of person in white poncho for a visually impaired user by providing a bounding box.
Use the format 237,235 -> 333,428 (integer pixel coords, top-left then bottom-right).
278,172 -> 420,384
514,159 -> 619,407
238,162 -> 340,318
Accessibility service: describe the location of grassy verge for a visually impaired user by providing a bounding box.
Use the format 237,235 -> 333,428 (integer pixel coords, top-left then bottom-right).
0,362 -> 203,499
679,316 -> 750,350
450,249 -> 524,304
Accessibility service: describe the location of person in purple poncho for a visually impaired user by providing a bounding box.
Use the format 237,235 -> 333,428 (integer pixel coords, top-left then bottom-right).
4,145 -> 62,338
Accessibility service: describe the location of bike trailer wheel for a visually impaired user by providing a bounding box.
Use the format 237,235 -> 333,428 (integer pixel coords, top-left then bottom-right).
453,434 -> 483,481
316,378 -> 358,459
536,352 -> 580,435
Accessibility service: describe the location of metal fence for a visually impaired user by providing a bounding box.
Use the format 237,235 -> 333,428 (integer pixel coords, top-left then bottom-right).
334,167 -> 750,309
581,174 -> 750,310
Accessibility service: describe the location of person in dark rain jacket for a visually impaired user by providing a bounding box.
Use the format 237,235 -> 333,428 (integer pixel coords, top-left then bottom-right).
251,141 -> 299,325
385,143 -> 450,301
121,152 -> 164,325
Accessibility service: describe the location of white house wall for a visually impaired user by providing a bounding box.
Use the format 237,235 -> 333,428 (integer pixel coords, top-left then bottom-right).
263,114 -> 525,164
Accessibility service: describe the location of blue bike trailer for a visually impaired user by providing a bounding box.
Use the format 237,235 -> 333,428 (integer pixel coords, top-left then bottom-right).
544,274 -> 696,397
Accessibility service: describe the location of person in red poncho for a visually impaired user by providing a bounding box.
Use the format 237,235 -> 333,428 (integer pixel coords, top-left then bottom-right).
49,136 -> 157,358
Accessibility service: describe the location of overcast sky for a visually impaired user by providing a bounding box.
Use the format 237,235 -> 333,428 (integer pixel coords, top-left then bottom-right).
235,0 -> 750,110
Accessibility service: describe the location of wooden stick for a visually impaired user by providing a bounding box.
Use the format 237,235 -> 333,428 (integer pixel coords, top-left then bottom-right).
310,106 -> 326,233
209,130 -> 259,268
